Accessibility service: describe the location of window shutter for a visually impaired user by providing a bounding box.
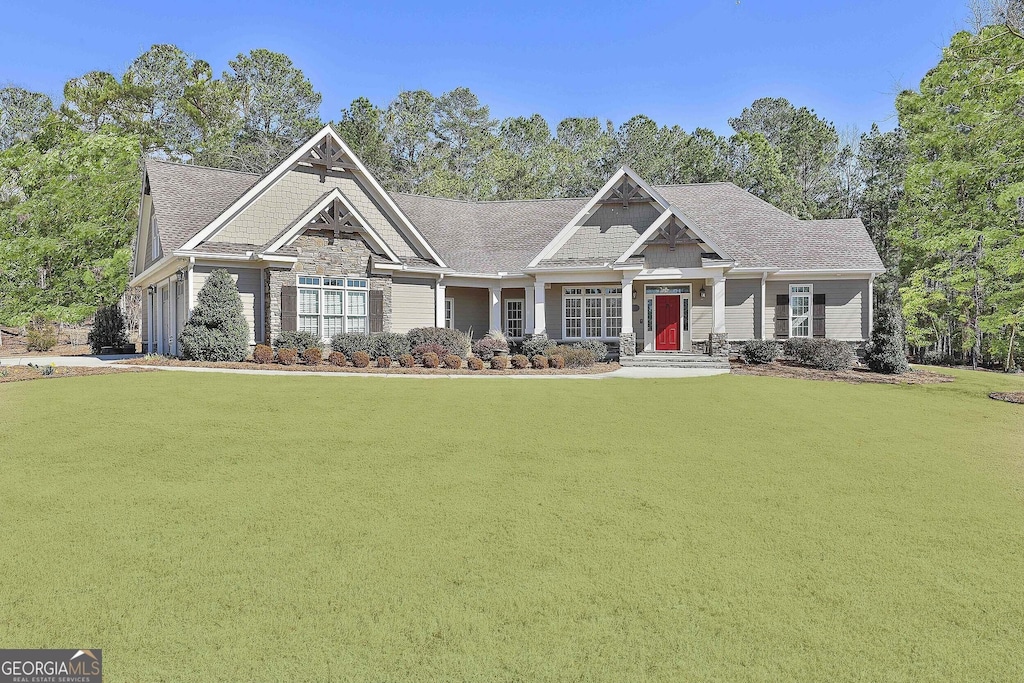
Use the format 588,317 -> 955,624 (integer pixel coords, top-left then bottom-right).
813,293 -> 826,338
774,294 -> 789,339
280,285 -> 297,332
368,289 -> 384,334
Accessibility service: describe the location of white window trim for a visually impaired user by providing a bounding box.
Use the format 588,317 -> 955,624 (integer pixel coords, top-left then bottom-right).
150,214 -> 159,260
789,283 -> 813,338
561,286 -> 623,341
504,298 -> 525,339
296,275 -> 369,341
444,297 -> 455,329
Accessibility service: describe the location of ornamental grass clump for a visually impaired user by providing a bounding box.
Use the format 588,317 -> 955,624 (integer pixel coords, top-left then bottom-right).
443,354 -> 462,369
511,354 -> 530,369
179,269 -> 249,362
252,344 -> 274,364
741,340 -> 780,365
301,347 -> 322,365
531,354 -> 549,369
276,348 -> 297,365
422,352 -> 440,368
398,354 -> 415,368
352,351 -> 370,368
467,357 -> 485,371
328,351 -> 347,367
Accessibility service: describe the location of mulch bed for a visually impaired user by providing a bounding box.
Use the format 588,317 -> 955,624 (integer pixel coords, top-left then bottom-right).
118,357 -> 621,376
730,359 -> 954,385
989,392 -> 1024,404
0,365 -> 152,384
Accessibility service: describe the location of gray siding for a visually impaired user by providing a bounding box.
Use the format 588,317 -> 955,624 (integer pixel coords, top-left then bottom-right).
193,264 -> 263,344
550,203 -> 660,261
447,286 -> 488,337
764,279 -> 869,340
391,277 -> 435,332
725,279 -> 759,341
642,243 -> 703,269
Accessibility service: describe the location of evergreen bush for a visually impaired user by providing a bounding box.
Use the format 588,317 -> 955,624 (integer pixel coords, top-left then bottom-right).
572,339 -> 609,361
88,305 -> 129,353
178,270 -> 249,361
521,336 -> 556,358
783,337 -> 822,365
274,330 -> 321,352
865,282 -> 909,374
252,344 -> 274,364
407,327 -> 471,357
369,332 -> 410,359
26,315 -> 57,351
811,339 -> 856,371
331,333 -> 372,358
741,340 -> 780,364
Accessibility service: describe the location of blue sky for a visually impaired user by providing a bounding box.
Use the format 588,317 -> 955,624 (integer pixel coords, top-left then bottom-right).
2,0 -> 969,135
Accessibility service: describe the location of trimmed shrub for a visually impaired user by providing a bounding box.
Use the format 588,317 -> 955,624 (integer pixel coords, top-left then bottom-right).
783,337 -> 822,365
252,344 -> 274,364
302,347 -> 323,365
865,282 -> 909,374
26,315 -> 57,351
549,354 -> 565,369
443,354 -> 462,369
398,353 -> 415,368
490,355 -> 510,370
531,354 -> 549,369
472,336 -> 509,361
468,357 -> 485,371
511,354 -> 530,369
422,352 -> 440,368
741,339 -> 780,365
328,351 -> 347,367
179,269 -> 249,361
369,332 -> 410,359
274,330 -> 321,353
521,336 -> 556,358
407,327 -> 472,358
413,342 -> 449,363
549,344 -> 596,368
277,348 -> 297,365
811,339 -> 856,371
376,355 -> 392,368
88,305 -> 129,354
330,333 -> 371,358
351,351 -> 370,368
572,339 -> 609,361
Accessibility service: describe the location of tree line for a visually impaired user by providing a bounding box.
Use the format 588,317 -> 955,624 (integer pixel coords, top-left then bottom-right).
0,13 -> 1022,368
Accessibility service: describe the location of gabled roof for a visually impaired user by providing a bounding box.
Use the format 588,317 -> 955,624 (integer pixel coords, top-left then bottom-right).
145,160 -> 259,254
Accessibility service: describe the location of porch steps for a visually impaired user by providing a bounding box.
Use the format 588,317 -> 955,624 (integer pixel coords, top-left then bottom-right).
619,352 -> 731,370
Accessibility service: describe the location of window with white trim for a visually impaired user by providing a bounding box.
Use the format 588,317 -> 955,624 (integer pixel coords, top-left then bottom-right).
790,284 -> 812,338
505,299 -> 524,338
150,213 -> 159,259
563,286 -> 623,339
296,276 -> 369,340
444,298 -> 455,329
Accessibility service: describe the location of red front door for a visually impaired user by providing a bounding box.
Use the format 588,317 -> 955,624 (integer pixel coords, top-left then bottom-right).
655,295 -> 680,350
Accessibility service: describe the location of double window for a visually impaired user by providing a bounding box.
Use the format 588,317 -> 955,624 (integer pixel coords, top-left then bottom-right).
790,284 -> 812,338
563,287 -> 622,339
297,276 -> 368,339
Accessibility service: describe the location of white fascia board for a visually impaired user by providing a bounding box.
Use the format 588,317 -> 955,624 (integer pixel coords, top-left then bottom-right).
129,254 -> 183,287
766,268 -> 883,280
637,267 -> 727,280
616,208 -> 674,263
131,166 -> 148,279
263,188 -> 401,263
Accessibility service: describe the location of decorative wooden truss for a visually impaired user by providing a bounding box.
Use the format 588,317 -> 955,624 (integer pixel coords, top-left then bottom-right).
598,175 -> 654,207
307,196 -> 364,237
300,134 -> 359,181
647,215 -> 698,251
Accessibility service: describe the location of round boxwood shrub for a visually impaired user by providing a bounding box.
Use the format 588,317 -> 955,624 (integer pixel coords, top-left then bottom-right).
277,348 -> 297,365
741,339 -> 780,365
88,304 -> 129,354
274,330 -> 321,353
376,355 -> 392,368
422,352 -> 440,368
179,269 -> 249,361
301,347 -> 322,365
511,354 -> 530,369
351,351 -> 370,368
811,339 -> 856,371
443,354 -> 462,369
468,357 -> 485,371
490,355 -> 510,370
252,344 -> 274,364
548,354 -> 565,369
328,351 -> 347,367
532,354 -> 549,369
398,353 -> 415,368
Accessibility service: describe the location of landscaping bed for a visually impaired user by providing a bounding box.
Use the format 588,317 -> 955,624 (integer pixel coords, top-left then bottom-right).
989,391 -> 1024,404
119,356 -> 620,375
730,359 -> 954,384
0,365 -> 150,383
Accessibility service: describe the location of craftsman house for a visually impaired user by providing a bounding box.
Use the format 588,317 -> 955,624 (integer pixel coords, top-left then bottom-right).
130,125 -> 884,362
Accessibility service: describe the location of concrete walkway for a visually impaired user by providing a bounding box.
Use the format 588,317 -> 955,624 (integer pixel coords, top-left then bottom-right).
1,355 -> 728,379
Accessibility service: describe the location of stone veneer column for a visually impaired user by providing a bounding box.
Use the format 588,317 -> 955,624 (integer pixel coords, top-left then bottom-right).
708,332 -> 729,357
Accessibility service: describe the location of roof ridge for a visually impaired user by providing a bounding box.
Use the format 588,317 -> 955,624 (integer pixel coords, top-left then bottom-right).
652,181 -> 733,188
393,191 -> 589,205
145,157 -> 262,178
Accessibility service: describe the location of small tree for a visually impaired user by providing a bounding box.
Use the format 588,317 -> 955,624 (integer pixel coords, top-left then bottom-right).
88,304 -> 129,354
178,269 -> 249,361
865,280 -> 909,374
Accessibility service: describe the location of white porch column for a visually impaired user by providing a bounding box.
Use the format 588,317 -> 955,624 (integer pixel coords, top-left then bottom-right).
712,276 -> 726,334
524,286 -> 536,334
489,286 -> 502,333
620,276 -> 634,334
146,287 -> 153,353
760,273 -> 767,340
435,279 -> 446,328
533,281 -> 547,336
868,273 -> 876,337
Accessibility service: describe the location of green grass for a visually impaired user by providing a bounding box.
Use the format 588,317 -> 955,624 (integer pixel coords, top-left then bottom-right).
1,369 -> 1023,681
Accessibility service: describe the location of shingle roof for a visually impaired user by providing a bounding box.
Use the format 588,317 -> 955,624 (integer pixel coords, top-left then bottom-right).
145,160 -> 259,254
393,193 -> 584,273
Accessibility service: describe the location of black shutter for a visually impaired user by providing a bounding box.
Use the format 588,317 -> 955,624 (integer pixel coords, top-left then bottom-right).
280,285 -> 297,332
813,293 -> 826,338
368,289 -> 384,334
774,294 -> 789,339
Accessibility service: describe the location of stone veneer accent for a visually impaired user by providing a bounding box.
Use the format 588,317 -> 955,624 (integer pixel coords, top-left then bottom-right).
708,332 -> 729,357
618,331 -> 637,356
264,232 -> 391,343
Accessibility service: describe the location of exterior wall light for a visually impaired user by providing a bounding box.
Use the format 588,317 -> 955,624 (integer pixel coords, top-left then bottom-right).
699,286 -> 707,298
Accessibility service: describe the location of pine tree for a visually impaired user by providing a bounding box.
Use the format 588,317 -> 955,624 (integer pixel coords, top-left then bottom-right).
178,269 -> 249,361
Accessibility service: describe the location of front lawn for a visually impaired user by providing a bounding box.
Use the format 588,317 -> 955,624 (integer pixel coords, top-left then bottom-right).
1,369 -> 1022,681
